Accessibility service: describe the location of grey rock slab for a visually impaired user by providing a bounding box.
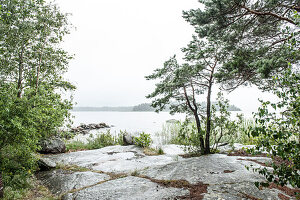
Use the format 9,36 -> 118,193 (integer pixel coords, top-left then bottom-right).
43,145 -> 178,173
36,169 -> 110,195
91,154 -> 176,173
204,182 -> 285,200
161,144 -> 185,155
140,154 -> 267,185
62,176 -> 189,200
43,145 -> 142,167
217,143 -> 256,153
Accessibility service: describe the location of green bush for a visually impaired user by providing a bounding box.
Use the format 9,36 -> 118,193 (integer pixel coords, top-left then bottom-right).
66,130 -> 126,151
134,132 -> 152,148
249,68 -> 299,188
157,147 -> 164,155
87,131 -> 115,149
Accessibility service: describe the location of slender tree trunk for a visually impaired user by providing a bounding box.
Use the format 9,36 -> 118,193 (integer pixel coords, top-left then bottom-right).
17,47 -> 24,98
194,111 -> 205,153
205,82 -> 212,154
183,85 -> 205,153
204,62 -> 216,154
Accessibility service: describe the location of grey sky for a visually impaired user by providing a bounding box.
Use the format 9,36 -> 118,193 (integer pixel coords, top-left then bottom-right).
54,0 -> 275,112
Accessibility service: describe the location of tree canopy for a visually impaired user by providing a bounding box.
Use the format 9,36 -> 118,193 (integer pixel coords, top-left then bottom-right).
183,0 -> 300,90
0,0 -> 75,193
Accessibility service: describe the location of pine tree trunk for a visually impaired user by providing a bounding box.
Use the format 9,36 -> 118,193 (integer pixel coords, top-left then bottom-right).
205,83 -> 212,154
194,111 -> 205,153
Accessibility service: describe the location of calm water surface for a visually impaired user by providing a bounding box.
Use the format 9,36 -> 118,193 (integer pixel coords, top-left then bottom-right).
70,111 -> 254,143
71,111 -> 186,134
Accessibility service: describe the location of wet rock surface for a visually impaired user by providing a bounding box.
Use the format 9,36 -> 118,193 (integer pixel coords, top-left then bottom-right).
62,176 -> 189,200
37,144 -> 298,200
37,170 -> 110,195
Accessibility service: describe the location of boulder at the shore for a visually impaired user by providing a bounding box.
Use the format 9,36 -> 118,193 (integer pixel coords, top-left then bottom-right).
38,137 -> 66,154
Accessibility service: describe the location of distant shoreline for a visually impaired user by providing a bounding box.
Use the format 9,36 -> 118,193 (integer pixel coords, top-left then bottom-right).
72,103 -> 241,112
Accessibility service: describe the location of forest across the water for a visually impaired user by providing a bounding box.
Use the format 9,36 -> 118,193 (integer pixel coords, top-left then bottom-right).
72,103 -> 241,112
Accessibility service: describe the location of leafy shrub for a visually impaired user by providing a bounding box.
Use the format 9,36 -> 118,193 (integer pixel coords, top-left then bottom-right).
210,92 -> 238,150
87,131 -> 115,149
134,132 -> 152,148
249,68 -> 299,188
157,147 -> 164,155
176,119 -> 203,153
66,141 -> 87,151
66,130 -> 126,151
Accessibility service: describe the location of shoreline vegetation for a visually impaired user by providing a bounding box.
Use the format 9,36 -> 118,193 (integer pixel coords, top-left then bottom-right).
72,103 -> 241,112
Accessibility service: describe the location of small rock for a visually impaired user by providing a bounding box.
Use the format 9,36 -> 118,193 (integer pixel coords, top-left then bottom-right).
81,130 -> 89,135
123,134 -> 134,145
38,157 -> 57,171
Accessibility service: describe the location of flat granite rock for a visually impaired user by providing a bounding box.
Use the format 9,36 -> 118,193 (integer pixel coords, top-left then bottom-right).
36,169 -> 110,195
43,145 -> 180,173
62,176 -> 189,200
140,154 -> 269,185
39,145 -> 296,200
203,182 -> 284,200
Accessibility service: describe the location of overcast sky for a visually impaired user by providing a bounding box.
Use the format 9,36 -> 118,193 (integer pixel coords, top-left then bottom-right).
54,0 -> 275,112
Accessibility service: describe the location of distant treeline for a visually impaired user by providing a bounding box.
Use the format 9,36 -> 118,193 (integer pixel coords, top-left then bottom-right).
72,103 -> 241,112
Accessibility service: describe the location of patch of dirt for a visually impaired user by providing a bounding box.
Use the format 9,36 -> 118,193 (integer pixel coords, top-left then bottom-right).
267,183 -> 300,199
178,182 -> 208,200
180,153 -> 202,158
278,193 -> 291,200
239,192 -> 261,200
237,158 -> 268,167
223,170 -> 235,173
137,175 -> 208,200
143,148 -> 161,156
228,150 -> 294,167
227,149 -> 267,157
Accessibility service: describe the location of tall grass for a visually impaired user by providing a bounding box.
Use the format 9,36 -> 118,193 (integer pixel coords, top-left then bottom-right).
156,116 -> 260,151
66,130 -> 124,151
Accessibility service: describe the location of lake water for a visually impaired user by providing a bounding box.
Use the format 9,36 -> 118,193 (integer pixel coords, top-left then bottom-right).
71,111 -> 186,134
70,111 -> 254,144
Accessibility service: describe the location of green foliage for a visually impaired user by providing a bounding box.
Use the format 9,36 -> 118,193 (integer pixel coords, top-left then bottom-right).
211,92 -> 239,149
134,132 -> 152,148
183,0 -> 299,89
146,37 -> 226,154
0,0 -> 74,195
2,186 -> 29,200
65,140 -> 87,151
175,119 -> 203,153
157,147 -> 164,155
86,131 -> 116,149
249,68 -> 299,188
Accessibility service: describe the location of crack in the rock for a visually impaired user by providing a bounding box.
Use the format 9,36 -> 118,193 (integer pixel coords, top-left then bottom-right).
56,164 -> 129,199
